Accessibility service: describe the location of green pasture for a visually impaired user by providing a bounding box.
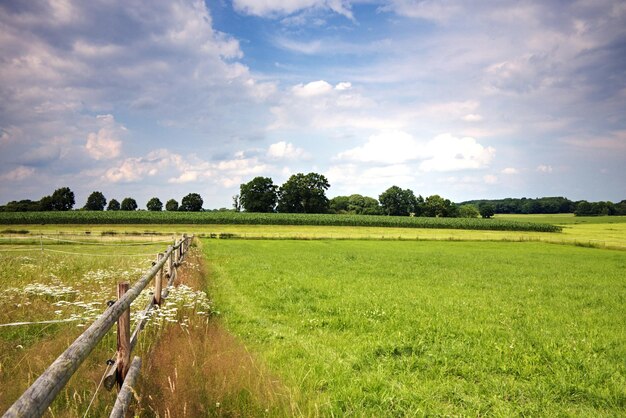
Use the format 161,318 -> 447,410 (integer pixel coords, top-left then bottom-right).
3,215 -> 625,250
205,239 -> 626,416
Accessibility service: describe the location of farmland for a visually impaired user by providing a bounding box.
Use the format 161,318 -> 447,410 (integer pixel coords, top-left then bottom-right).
205,239 -> 626,416
0,211 -> 562,232
1,216 -> 625,416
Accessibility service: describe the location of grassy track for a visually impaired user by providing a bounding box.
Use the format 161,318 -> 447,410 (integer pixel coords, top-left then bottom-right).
205,239 -> 626,416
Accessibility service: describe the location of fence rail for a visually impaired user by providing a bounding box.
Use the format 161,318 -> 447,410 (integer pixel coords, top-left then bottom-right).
2,234 -> 193,418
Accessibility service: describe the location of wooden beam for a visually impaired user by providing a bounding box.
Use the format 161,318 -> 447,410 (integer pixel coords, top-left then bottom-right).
109,356 -> 142,418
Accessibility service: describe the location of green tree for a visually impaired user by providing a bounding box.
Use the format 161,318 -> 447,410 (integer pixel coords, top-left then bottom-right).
240,177 -> 278,212
379,186 -> 417,216
330,196 -> 350,213
277,173 -> 330,213
146,197 -> 163,211
180,193 -> 203,212
423,195 -> 457,217
479,202 -> 495,218
39,195 -> 54,211
165,199 -> 179,211
84,191 -> 106,211
50,187 -> 75,211
120,197 -> 138,211
107,199 -> 120,211
458,204 -> 479,218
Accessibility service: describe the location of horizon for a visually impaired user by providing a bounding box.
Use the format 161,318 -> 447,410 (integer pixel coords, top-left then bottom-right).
1,1 -> 625,207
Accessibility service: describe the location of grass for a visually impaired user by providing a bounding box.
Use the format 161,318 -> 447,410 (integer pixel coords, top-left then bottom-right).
205,239 -> 626,416
0,240 -> 215,416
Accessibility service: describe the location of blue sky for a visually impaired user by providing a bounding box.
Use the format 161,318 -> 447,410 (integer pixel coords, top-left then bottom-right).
1,0 -> 625,209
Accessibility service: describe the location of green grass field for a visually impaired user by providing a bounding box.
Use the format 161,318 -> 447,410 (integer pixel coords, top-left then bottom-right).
1,216 -> 625,416
205,239 -> 626,416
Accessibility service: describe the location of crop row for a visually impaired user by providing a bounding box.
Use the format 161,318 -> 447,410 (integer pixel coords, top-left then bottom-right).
0,211 -> 562,232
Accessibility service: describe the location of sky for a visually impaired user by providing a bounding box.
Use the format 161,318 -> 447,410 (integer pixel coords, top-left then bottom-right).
1,0 -> 625,209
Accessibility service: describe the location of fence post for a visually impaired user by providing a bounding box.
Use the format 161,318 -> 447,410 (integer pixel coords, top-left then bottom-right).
167,245 -> 174,279
154,253 -> 164,306
116,282 -> 131,388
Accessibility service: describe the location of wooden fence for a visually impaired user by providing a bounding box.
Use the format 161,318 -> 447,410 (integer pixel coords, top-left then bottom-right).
3,234 -> 193,418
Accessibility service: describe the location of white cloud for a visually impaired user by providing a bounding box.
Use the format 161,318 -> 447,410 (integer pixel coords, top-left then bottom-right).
232,0 -> 353,19
501,167 -> 520,174
382,0 -> 462,21
0,166 -> 36,181
85,114 -> 124,160
337,130 -> 422,164
419,134 -> 495,172
462,113 -> 483,122
267,141 -> 309,160
483,174 -> 498,184
337,131 -> 495,172
292,80 -> 334,97
335,82 -> 352,90
536,164 -> 553,173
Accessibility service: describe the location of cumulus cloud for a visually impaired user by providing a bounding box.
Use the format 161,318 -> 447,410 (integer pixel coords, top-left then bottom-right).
270,79 -> 396,131
420,134 -> 495,172
292,80 -> 334,97
462,114 -> 483,122
337,131 -> 422,164
501,167 -> 520,174
536,164 -> 553,173
0,166 -> 36,181
337,131 -> 495,172
232,0 -> 353,19
85,115 -> 124,160
267,141 -> 309,160
104,147 -> 270,189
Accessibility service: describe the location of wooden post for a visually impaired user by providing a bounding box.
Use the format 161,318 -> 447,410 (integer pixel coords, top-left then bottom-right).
4,245 -> 174,418
167,245 -> 174,279
116,282 -> 131,388
154,253 -> 164,306
109,356 -> 142,418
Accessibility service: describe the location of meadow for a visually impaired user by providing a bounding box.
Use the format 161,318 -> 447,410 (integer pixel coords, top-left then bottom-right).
1,215 -> 625,416
205,239 -> 626,416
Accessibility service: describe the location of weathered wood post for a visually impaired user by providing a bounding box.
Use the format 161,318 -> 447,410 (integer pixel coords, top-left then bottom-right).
167,245 -> 174,280
109,356 -> 142,418
154,253 -> 164,306
116,282 -> 131,388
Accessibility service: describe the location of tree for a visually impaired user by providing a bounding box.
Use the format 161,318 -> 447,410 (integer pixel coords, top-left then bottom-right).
349,194 -> 382,215
120,197 -> 138,211
479,202 -> 495,218
107,199 -> 121,211
180,193 -> 203,212
165,199 -> 179,211
232,194 -> 241,212
239,177 -> 278,212
330,196 -> 350,213
458,204 -> 479,218
39,195 -> 54,211
84,191 -> 106,211
146,197 -> 163,211
423,195 -> 457,217
277,173 -> 330,213
50,187 -> 75,211
378,186 -> 417,216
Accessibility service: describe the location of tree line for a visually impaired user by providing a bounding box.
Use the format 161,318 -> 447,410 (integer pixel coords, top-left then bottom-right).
2,178 -> 624,217
462,197 -> 626,216
0,188 -> 205,212
237,174 -> 485,218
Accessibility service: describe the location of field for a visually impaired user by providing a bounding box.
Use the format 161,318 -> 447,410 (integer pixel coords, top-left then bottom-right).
0,211 -> 562,232
1,215 -> 625,416
205,239 -> 626,416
